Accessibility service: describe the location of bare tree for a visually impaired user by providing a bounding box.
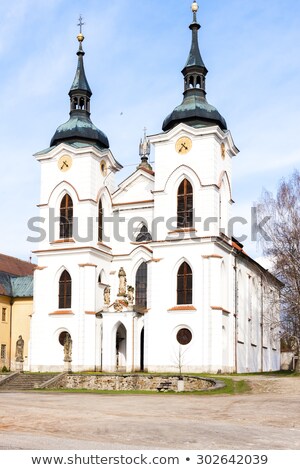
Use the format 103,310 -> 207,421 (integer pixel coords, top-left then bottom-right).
257,170 -> 300,371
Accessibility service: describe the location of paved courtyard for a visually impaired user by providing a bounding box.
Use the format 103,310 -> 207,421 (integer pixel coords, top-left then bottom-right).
0,376 -> 299,450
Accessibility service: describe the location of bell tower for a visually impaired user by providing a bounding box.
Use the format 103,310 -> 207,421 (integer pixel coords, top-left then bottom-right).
29,20 -> 121,372
151,1 -> 238,241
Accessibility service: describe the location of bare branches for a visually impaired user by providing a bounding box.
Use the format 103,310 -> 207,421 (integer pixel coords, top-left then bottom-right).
258,170 -> 300,341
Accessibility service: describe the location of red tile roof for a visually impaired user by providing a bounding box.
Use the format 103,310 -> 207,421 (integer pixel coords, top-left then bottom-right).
232,240 -> 247,255
0,253 -> 35,276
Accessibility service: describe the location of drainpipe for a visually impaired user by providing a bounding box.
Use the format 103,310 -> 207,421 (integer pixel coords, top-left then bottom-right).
9,298 -> 13,371
132,315 -> 135,372
100,315 -> 103,372
233,256 -> 238,373
260,274 -> 264,372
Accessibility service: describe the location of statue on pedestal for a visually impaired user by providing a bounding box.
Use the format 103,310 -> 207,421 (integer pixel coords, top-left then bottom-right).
15,335 -> 24,362
64,333 -> 72,362
118,267 -> 127,296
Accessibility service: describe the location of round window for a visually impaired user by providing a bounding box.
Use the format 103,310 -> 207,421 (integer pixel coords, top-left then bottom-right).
176,328 -> 192,345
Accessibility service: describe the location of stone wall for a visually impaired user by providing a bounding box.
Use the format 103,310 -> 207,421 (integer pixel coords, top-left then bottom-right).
54,374 -> 216,392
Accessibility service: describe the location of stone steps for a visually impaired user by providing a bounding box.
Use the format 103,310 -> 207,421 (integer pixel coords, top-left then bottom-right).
0,373 -> 58,390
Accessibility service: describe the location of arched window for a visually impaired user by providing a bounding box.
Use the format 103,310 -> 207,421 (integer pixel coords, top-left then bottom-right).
98,270 -> 106,284
60,194 -> 73,239
59,270 -> 72,309
98,199 -> 103,242
135,262 -> 147,309
136,224 -> 152,242
177,262 -> 192,305
177,179 -> 193,228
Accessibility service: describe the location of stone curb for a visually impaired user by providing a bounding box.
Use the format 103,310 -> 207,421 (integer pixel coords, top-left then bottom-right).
39,372 -> 68,389
0,371 -> 20,387
53,374 -> 225,392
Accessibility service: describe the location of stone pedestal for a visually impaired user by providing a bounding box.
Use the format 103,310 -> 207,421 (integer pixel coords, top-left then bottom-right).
64,361 -> 72,372
15,361 -> 24,372
16,361 -> 24,372
177,378 -> 185,392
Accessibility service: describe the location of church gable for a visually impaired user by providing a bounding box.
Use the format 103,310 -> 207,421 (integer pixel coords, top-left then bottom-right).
113,169 -> 154,206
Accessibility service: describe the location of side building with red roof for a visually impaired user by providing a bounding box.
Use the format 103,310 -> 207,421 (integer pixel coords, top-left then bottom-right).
0,254 -> 35,371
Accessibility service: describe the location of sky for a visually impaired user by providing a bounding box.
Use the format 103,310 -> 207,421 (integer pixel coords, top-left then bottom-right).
0,0 -> 299,262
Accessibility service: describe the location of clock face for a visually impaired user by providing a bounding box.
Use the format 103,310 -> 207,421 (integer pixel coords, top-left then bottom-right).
175,136 -> 192,155
58,155 -> 72,172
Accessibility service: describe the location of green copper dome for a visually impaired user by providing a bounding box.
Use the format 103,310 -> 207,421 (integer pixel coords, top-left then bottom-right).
50,34 -> 109,149
162,4 -> 227,132
50,112 -> 109,148
163,93 -> 227,132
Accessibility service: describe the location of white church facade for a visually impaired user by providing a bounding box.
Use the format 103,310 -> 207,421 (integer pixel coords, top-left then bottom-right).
29,3 -> 281,374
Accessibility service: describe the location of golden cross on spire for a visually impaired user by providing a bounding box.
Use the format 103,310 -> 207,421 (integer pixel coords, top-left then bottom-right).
77,15 -> 85,43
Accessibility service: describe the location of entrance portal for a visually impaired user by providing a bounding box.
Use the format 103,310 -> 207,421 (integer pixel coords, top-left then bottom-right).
116,324 -> 126,371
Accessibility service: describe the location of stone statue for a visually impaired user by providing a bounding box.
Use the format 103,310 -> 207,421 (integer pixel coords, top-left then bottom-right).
104,286 -> 111,305
127,285 -> 134,304
118,267 -> 127,296
15,335 -> 24,362
64,333 -> 72,362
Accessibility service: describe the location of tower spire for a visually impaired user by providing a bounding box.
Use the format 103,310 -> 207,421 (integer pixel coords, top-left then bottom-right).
183,1 -> 207,99
69,16 -> 92,112
162,1 -> 227,132
50,17 -> 109,149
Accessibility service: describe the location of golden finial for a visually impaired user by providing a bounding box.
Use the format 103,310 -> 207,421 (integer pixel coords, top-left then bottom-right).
191,1 -> 199,13
77,15 -> 85,43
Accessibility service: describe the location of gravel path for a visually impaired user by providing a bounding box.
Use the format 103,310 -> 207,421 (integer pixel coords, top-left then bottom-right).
0,376 -> 299,450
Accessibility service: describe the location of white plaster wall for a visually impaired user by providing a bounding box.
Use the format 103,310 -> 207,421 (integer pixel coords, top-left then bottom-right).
30,124 -> 280,374
145,241 -> 235,372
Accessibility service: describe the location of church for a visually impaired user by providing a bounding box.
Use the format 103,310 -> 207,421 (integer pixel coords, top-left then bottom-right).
29,2 -> 281,374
